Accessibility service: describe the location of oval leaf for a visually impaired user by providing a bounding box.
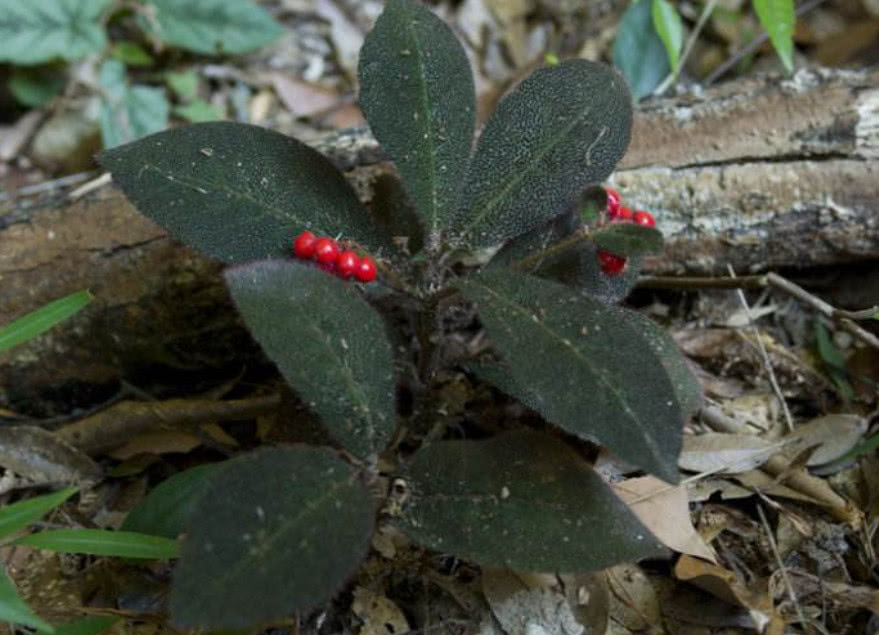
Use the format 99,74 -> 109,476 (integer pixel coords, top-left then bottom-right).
593,224 -> 663,257
781,414 -> 867,467
0,487 -> 77,540
359,0 -> 475,240
679,433 -> 778,474
170,447 -> 375,630
0,0 -> 109,65
457,270 -> 683,482
0,290 -> 91,352
613,0 -> 670,99
752,0 -> 794,73
398,430 -> 664,571
143,0 -> 283,55
98,122 -> 390,264
224,261 -> 395,458
121,464 -> 221,538
651,0 -> 685,71
0,569 -> 54,632
452,60 -> 632,248
98,60 -> 170,148
14,529 -> 179,559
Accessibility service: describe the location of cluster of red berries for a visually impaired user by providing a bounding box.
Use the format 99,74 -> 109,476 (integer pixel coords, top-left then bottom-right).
292,231 -> 377,283
597,188 -> 655,277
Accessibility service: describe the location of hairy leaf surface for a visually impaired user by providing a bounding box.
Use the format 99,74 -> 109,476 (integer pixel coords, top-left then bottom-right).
399,431 -> 663,571
170,447 -> 374,629
359,0 -> 475,239
225,261 -> 395,458
452,60 -> 632,248
99,122 -> 390,263
458,271 -> 684,482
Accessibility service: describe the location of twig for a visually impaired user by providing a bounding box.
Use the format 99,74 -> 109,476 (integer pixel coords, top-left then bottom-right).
727,265 -> 795,432
756,504 -> 809,630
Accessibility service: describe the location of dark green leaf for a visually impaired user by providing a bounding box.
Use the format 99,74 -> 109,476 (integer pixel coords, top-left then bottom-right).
170,447 -> 375,630
651,0 -> 684,71
0,488 -> 77,540
38,616 -> 120,635
143,0 -> 283,55
110,41 -> 155,66
8,68 -> 64,108
593,223 -> 663,257
0,0 -> 109,65
359,0 -> 475,240
0,290 -> 91,352
121,464 -> 221,538
614,0 -> 670,99
98,60 -> 170,148
225,261 -> 395,458
0,568 -> 54,632
98,121 -> 391,263
457,270 -> 683,482
452,60 -> 632,248
398,430 -> 664,571
14,529 -> 179,559
753,0 -> 794,73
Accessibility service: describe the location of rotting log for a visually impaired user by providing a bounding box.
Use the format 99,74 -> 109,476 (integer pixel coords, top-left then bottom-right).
1,67 -> 877,412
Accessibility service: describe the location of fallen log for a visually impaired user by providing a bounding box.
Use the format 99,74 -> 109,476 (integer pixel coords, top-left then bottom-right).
2,67 -> 877,412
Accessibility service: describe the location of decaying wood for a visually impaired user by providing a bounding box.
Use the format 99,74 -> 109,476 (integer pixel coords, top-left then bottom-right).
1,68 -> 877,411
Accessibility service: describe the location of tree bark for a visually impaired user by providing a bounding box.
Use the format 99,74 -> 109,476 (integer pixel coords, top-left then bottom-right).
2,67 -> 877,412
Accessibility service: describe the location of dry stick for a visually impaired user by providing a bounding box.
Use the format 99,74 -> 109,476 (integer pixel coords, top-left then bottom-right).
56,394 -> 281,455
727,265 -> 795,433
756,504 -> 810,631
700,406 -> 861,526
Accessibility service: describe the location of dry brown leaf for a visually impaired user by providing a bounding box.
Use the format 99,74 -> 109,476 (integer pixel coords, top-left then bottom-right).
780,414 -> 867,467
559,573 -> 609,635
481,569 -> 583,635
686,477 -> 755,502
614,476 -> 717,562
674,555 -> 773,615
605,564 -> 661,631
730,470 -> 824,505
108,430 -> 202,460
679,432 -> 779,474
316,0 -> 365,79
351,587 -> 409,635
200,422 -> 239,447
271,74 -> 341,118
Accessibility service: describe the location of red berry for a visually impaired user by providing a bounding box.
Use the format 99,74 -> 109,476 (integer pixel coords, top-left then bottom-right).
597,250 -> 627,276
355,256 -> 377,283
335,250 -> 360,278
293,231 -> 317,259
614,206 -> 634,223
605,187 -> 621,218
633,210 -> 655,227
313,237 -> 339,265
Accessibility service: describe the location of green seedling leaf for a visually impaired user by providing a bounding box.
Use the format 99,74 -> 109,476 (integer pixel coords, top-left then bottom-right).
143,0 -> 283,55
399,430 -> 664,571
165,71 -> 198,100
359,0 -> 475,241
458,270 -> 684,482
38,616 -> 120,635
816,321 -> 853,402
170,447 -> 374,630
174,100 -> 224,123
121,464 -> 221,538
651,0 -> 685,71
0,0 -> 109,65
0,568 -> 54,632
593,223 -> 663,257
225,261 -> 395,458
8,68 -> 64,108
14,529 -> 179,559
110,41 -> 155,67
98,60 -> 170,148
0,488 -> 77,540
0,290 -> 91,352
98,121 -> 391,263
753,0 -> 794,73
452,60 -> 632,248
614,0 -> 670,99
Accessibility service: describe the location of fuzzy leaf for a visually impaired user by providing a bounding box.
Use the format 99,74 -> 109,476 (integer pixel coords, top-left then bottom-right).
122,464 -> 221,538
0,0 -> 109,65
0,290 -> 91,352
593,224 -> 663,257
651,0 -> 685,71
753,0 -> 794,73
170,447 -> 374,630
0,488 -> 77,540
359,0 -> 475,239
14,529 -> 179,559
143,0 -> 283,55
457,270 -> 684,482
98,122 -> 390,263
0,569 -> 54,632
98,60 -> 170,149
614,0 -> 670,99
398,430 -> 664,571
452,60 -> 632,248
224,261 -> 395,458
